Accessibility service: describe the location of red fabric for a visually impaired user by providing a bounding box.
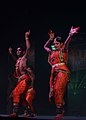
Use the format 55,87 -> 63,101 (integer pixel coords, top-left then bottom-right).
48,51 -> 68,65
53,72 -> 69,105
26,88 -> 35,112
12,74 -> 35,110
49,50 -> 70,106
50,70 -> 69,106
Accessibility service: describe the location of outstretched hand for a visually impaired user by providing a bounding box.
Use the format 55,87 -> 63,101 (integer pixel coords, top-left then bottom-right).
48,29 -> 55,39
69,26 -> 80,36
25,30 -> 30,38
49,87 -> 54,102
9,47 -> 12,54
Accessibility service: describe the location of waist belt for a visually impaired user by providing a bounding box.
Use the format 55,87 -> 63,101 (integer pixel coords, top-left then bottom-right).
52,63 -> 65,68
18,74 -> 27,82
27,87 -> 33,92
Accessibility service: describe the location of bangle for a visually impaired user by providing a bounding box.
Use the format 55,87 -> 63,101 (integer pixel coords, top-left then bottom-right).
69,32 -> 73,37
26,37 -> 29,40
49,38 -> 53,41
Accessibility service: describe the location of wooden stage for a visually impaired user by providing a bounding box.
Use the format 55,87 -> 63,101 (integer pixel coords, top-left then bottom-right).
0,115 -> 86,120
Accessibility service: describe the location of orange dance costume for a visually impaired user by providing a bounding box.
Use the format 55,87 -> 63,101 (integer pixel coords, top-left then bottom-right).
13,72 -> 35,112
44,26 -> 80,119
48,50 -> 70,107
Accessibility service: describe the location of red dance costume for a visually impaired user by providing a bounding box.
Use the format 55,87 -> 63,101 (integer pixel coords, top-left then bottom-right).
48,49 -> 70,113
11,57 -> 35,117
13,73 -> 35,112
44,26 -> 80,119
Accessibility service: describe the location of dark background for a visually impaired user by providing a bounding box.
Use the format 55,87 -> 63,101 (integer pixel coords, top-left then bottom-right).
0,1 -> 86,116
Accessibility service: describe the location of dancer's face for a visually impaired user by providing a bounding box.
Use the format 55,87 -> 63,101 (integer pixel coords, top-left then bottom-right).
54,41 -> 61,50
16,47 -> 22,56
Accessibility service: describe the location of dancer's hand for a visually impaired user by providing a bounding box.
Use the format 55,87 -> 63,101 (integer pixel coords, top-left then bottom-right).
25,30 -> 30,38
48,29 -> 55,39
49,87 -> 54,102
9,47 -> 12,54
69,26 -> 80,36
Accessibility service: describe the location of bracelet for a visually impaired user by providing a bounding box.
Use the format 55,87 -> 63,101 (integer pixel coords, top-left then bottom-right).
49,38 -> 53,41
69,32 -> 73,37
26,37 -> 29,40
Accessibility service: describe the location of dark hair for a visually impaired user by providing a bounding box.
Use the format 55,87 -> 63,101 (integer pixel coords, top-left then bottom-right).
54,36 -> 63,43
48,29 -> 55,34
17,43 -> 26,52
55,36 -> 62,41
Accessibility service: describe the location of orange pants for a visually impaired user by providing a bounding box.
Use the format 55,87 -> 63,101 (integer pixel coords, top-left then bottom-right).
12,74 -> 35,111
50,71 -> 69,106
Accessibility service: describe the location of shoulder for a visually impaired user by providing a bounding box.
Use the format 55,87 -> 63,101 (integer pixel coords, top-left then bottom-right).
21,55 -> 27,60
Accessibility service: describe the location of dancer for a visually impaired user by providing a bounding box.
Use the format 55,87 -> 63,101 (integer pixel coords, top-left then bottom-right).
44,26 -> 80,119
8,30 -> 36,117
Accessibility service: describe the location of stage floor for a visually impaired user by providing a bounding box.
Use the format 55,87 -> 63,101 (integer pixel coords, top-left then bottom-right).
0,115 -> 86,120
